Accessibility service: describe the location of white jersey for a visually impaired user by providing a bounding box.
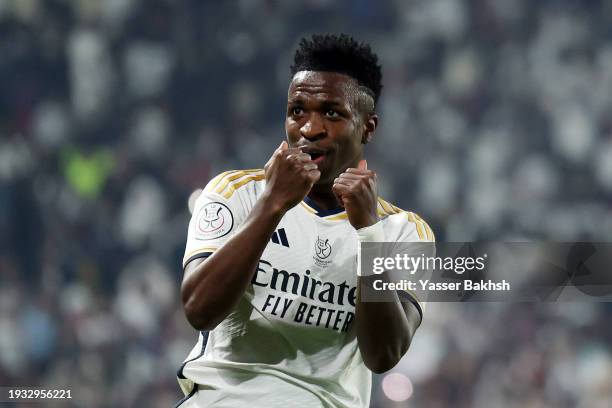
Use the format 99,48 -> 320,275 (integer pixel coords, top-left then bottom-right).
177,169 -> 435,408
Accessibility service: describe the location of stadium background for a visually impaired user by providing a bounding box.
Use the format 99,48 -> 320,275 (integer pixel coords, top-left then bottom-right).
1,0 -> 611,406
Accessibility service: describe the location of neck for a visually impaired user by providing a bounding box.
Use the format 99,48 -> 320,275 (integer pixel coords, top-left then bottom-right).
306,183 -> 342,211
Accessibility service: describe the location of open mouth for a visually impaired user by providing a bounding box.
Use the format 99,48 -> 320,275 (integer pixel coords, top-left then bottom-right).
309,152 -> 325,162
300,147 -> 327,164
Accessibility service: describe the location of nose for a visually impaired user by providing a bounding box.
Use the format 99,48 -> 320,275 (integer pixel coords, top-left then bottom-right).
300,113 -> 326,140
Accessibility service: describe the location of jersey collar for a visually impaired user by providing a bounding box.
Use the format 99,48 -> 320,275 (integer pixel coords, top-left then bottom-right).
301,196 -> 345,217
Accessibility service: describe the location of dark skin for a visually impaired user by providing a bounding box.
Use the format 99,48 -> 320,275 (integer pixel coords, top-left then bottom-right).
285,71 -> 378,228
181,71 -> 421,374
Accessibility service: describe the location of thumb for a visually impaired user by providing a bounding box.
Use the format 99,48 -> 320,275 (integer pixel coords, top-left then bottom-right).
358,159 -> 367,170
279,140 -> 288,151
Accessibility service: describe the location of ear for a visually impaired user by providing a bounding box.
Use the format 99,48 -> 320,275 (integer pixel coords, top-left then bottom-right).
361,114 -> 378,144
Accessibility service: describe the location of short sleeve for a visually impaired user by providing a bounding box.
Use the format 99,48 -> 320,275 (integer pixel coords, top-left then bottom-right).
182,170 -> 261,268
384,211 -> 436,319
390,212 -> 435,243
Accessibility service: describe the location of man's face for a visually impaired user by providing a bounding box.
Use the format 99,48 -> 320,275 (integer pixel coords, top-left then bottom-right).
285,71 -> 375,185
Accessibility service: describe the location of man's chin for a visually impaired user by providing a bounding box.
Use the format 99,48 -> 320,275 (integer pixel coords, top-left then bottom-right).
313,171 -> 336,186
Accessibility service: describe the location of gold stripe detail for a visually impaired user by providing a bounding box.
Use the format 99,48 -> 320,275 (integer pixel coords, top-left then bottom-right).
214,169 -> 262,195
406,212 -> 425,240
414,213 -> 434,241
378,197 -> 434,242
376,200 -> 385,216
325,212 -> 348,221
215,171 -> 246,194
222,172 -> 265,198
184,247 -> 218,259
300,202 -> 317,214
378,198 -> 402,216
411,212 -> 428,240
378,198 -> 394,215
205,170 -> 235,192
413,213 -> 429,240
182,247 -> 218,267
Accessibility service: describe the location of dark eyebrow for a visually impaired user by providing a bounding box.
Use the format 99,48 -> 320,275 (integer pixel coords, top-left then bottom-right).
287,96 -> 349,111
288,97 -> 343,106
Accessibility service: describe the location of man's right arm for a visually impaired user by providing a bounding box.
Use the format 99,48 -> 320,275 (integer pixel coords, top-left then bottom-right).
181,141 -> 319,331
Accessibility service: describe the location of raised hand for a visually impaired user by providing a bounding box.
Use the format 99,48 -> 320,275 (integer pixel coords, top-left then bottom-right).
263,141 -> 321,213
332,159 -> 379,229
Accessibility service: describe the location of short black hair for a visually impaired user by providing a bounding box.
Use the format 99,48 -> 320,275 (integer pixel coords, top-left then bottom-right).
290,33 -> 383,105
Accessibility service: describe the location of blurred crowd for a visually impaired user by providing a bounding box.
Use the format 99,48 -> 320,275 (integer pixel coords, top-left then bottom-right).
1,0 -> 611,407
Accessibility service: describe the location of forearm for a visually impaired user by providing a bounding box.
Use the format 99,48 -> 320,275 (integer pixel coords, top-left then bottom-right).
353,221 -> 420,373
181,193 -> 285,331
356,275 -> 419,373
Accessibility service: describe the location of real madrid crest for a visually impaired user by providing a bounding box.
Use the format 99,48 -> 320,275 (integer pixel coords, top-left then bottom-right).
313,236 -> 333,267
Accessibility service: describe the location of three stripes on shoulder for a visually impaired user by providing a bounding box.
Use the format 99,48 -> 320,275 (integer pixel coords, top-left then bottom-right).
205,169 -> 264,199
377,198 -> 435,242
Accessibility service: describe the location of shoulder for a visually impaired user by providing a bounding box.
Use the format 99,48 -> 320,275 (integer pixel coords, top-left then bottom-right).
377,197 -> 435,242
202,169 -> 265,200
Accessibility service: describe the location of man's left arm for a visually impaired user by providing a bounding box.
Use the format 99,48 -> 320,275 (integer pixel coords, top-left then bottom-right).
333,160 -> 424,374
354,272 -> 422,373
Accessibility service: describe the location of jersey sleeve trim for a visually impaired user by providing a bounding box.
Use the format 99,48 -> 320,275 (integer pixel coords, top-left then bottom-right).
183,252 -> 214,269
174,383 -> 199,407
398,290 -> 423,323
182,247 -> 218,269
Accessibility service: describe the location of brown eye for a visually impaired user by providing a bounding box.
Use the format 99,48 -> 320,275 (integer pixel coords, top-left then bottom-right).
291,107 -> 304,115
325,109 -> 339,118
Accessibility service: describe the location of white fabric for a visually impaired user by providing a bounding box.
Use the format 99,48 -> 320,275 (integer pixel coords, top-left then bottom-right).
356,221 -> 385,242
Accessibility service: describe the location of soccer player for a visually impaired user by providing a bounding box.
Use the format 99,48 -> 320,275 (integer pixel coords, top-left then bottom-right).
177,34 -> 435,408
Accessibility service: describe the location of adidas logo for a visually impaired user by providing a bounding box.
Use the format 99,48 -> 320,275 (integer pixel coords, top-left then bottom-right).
271,228 -> 289,247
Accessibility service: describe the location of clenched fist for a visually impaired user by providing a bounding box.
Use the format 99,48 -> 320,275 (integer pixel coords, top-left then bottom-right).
263,141 -> 321,213
332,160 -> 379,230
